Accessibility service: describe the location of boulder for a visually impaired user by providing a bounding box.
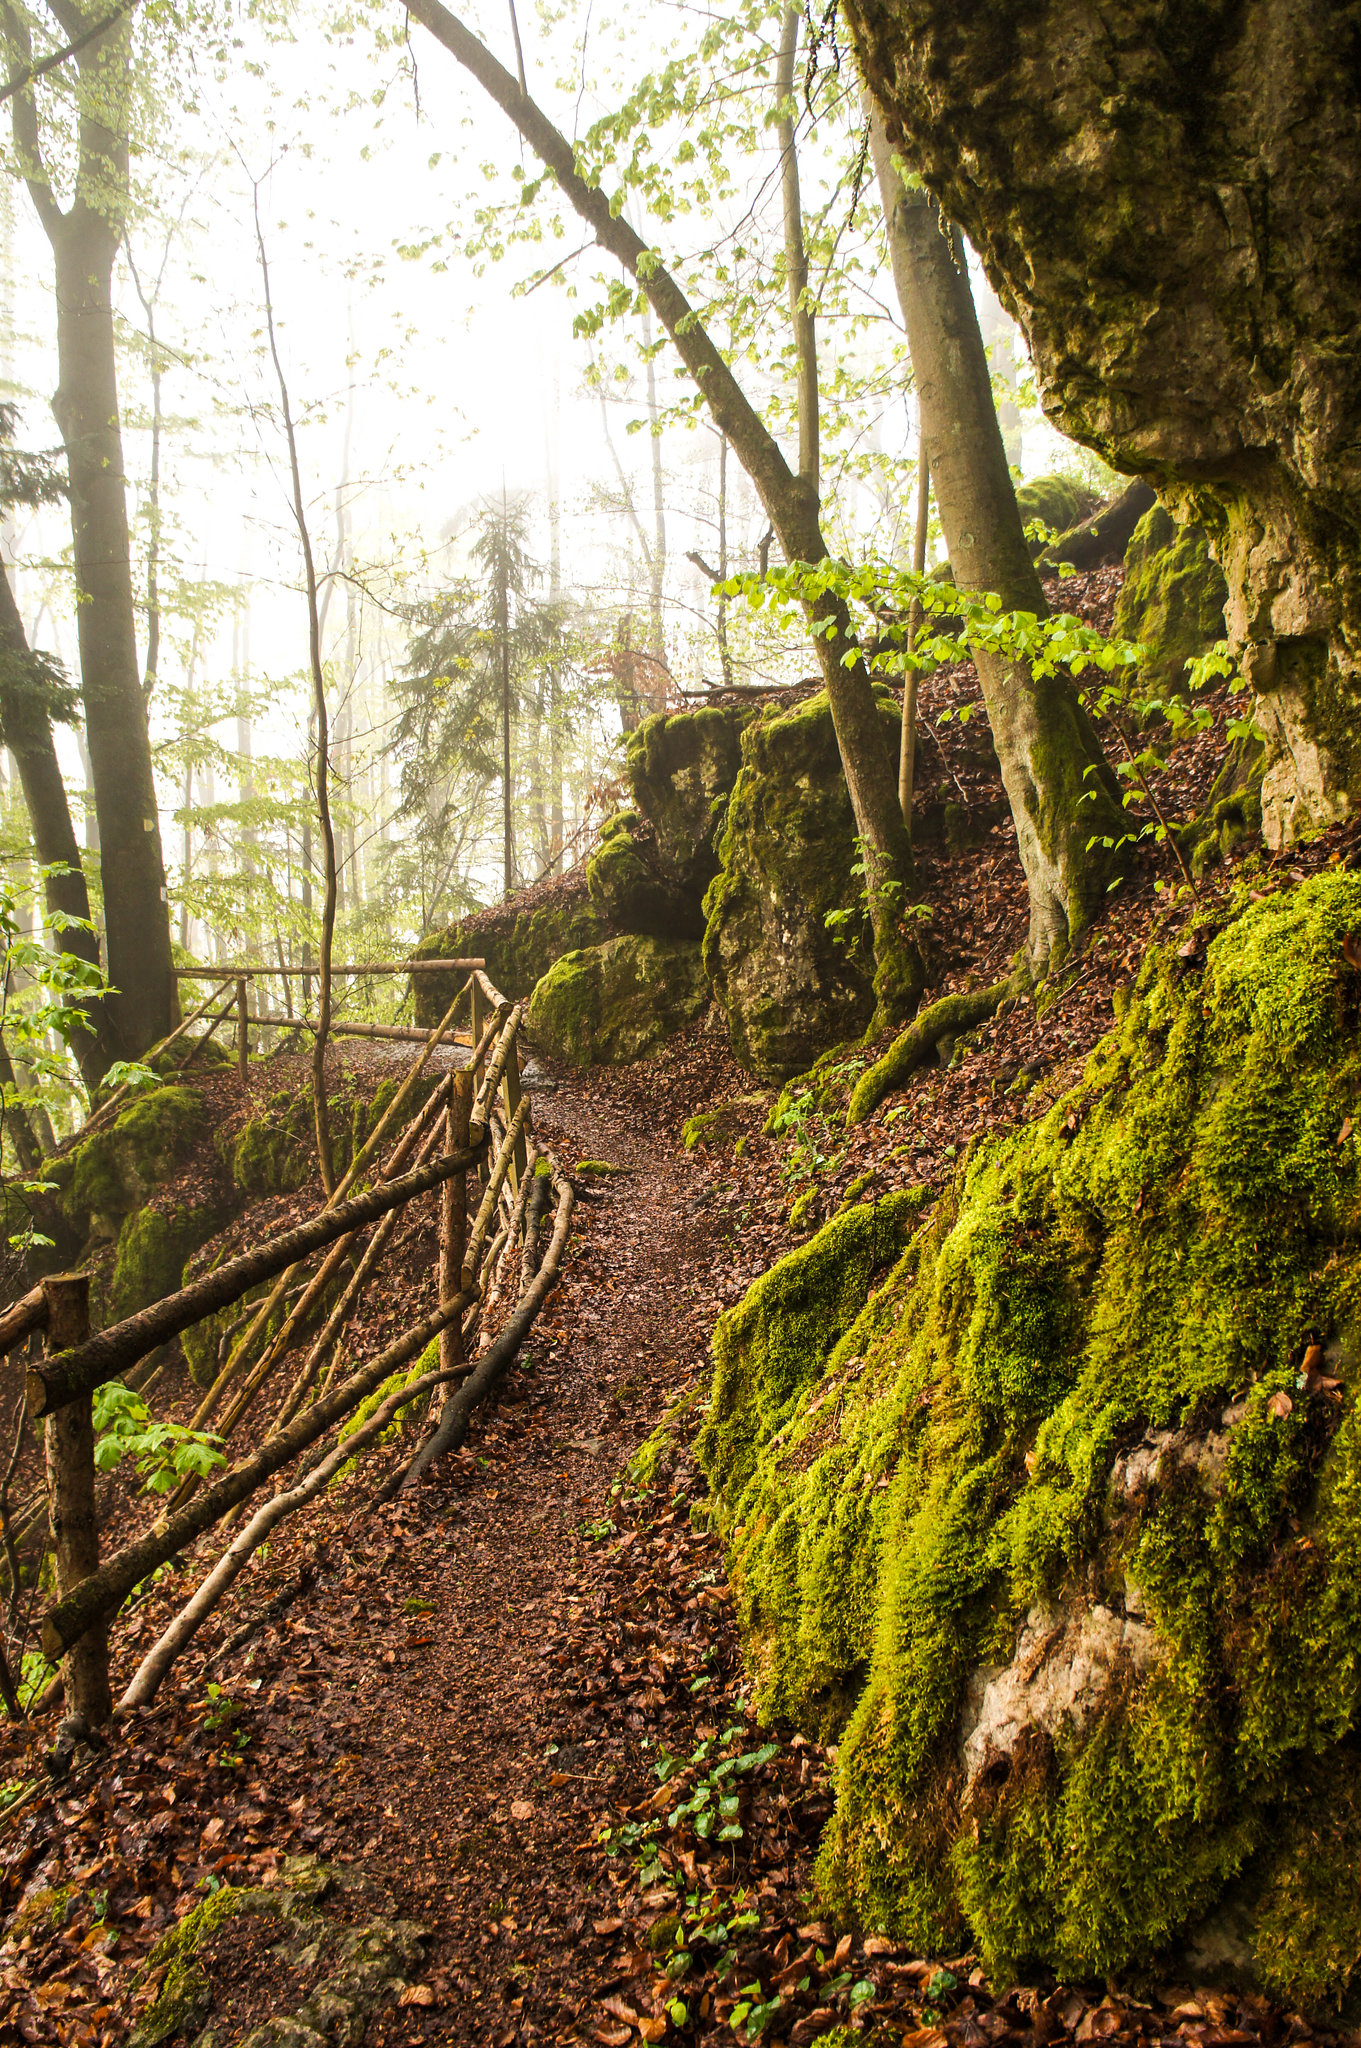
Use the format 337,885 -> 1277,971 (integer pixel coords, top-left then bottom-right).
527,934 -> 710,1065
703,690 -> 895,1080
1115,504 -> 1229,692
623,703 -> 750,896
412,876 -> 604,1015
700,869 -> 1361,2009
1014,472 -> 1096,549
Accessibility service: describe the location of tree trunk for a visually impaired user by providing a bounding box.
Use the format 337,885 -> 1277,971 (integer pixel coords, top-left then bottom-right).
4,2 -> 175,1057
0,569 -> 113,1085
866,105 -> 1125,966
51,214 -> 174,1050
407,0 -> 921,1020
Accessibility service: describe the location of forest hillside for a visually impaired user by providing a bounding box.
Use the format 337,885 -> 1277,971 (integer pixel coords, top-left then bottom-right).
0,0 -> 1357,2045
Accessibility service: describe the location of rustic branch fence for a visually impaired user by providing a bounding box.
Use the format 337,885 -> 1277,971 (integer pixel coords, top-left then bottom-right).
2,964 -> 572,1731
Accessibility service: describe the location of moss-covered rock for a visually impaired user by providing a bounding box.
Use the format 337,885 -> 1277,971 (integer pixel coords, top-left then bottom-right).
703,690 -> 898,1081
1015,472 -> 1095,548
228,1078 -> 411,1198
624,704 -> 750,896
110,1204 -> 231,1323
528,934 -> 709,1065
1115,504 -> 1229,693
700,869 -> 1361,2009
61,1085 -> 204,1235
585,810 -> 701,939
412,881 -> 606,1016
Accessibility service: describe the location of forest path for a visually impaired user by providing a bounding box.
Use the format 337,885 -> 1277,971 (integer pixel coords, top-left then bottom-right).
272,1062 -> 728,2044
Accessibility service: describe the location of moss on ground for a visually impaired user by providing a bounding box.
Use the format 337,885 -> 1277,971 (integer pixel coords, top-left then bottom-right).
699,870 -> 1361,2008
528,935 -> 710,1064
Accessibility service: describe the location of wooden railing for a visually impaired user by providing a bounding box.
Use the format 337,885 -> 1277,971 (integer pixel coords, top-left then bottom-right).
5,967 -> 572,1730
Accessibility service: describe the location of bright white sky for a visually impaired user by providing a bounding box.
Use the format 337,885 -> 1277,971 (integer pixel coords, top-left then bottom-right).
1,0 -> 1084,913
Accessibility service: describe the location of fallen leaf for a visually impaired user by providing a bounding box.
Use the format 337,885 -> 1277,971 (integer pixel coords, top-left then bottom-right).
1267,1390 -> 1293,1419
1340,1118 -> 1354,1145
593,1917 -> 624,1936
510,1799 -> 534,1821
602,1995 -> 640,2023
593,2028 -> 631,2047
399,1984 -> 436,2007
638,2019 -> 668,2043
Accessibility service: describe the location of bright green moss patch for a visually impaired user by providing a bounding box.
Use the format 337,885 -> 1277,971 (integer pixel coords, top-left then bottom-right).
700,871 -> 1361,2009
65,1084 -> 203,1225
528,935 -> 709,1064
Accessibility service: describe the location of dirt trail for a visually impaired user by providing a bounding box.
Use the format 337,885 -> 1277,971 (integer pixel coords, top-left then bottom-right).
201,1065 -> 727,2043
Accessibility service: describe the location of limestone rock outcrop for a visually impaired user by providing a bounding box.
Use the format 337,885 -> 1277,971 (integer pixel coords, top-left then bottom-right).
847,0 -> 1361,846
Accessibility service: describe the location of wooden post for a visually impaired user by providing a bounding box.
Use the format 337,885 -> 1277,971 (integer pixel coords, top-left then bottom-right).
42,1274 -> 110,1726
439,1075 -> 472,1391
236,977 -> 249,1090
470,976 -> 486,1083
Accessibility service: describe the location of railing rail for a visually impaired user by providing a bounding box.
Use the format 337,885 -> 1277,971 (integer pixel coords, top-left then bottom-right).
4,965 -> 572,1729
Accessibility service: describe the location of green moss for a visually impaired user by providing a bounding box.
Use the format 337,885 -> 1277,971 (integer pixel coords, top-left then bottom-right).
682,1097 -> 766,1152
1114,505 -> 1229,693
788,1188 -> 818,1231
110,1204 -> 229,1322
1016,473 -> 1094,548
230,1077 -> 423,1197
628,1384 -> 704,1493
586,811 -> 701,938
132,1859 -> 335,2047
703,692 -> 900,1080
414,888 -> 606,1015
624,704 -> 750,896
575,1158 -> 630,1175
701,871 -> 1361,2007
66,1085 -> 203,1227
528,935 -> 710,1065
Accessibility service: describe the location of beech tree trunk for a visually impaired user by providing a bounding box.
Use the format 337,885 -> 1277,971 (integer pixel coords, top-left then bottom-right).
0,571 -> 114,1085
405,0 -> 921,1018
5,3 -> 174,1056
866,106 -> 1125,966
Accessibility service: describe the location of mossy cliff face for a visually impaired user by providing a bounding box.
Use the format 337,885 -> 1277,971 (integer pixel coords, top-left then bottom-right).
1015,473 -> 1094,545
846,0 -> 1361,848
1115,506 -> 1230,693
624,704 -> 749,898
703,691 -> 895,1080
700,870 -> 1361,2008
527,933 -> 709,1065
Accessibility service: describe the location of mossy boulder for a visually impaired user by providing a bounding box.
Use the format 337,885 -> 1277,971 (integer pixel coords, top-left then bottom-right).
703,690 -> 898,1081
1114,504 -> 1229,693
111,1204 -> 232,1323
59,1085 -> 204,1235
585,810 -> 702,939
700,869 -> 1361,2011
412,879 -> 606,1015
527,934 -> 709,1064
1015,472 -> 1096,549
228,1078 -> 413,1198
624,704 -> 750,897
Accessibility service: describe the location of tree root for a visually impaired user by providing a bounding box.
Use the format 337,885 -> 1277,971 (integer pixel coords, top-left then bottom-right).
846,976 -> 1016,1127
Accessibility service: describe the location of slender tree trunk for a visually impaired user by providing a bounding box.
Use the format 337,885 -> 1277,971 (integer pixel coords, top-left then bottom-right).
498,529 -> 513,895
0,569 -> 113,1085
254,191 -> 336,1187
5,6 -> 175,1054
641,304 -> 667,669
408,0 -> 921,1020
776,5 -> 818,490
716,433 -> 734,688
866,104 -> 1124,966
